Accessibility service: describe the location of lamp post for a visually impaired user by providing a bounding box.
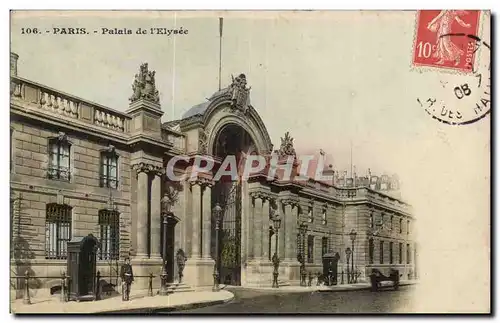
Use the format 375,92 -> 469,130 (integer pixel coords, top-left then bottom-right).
345,247 -> 351,284
212,203 -> 223,292
349,229 -> 357,283
298,223 -> 308,287
272,215 -> 282,288
159,214 -> 169,296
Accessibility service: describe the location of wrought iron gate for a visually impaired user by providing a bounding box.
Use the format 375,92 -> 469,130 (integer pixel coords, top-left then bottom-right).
213,181 -> 242,286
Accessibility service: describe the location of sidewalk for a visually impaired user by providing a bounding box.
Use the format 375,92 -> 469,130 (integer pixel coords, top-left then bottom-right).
231,280 -> 417,293
11,290 -> 234,314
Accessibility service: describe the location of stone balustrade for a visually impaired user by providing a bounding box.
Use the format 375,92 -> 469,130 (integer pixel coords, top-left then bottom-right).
10,76 -> 130,134
94,108 -> 125,132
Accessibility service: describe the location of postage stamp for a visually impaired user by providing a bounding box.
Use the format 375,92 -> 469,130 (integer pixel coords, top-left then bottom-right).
414,10 -> 490,125
412,10 -> 481,73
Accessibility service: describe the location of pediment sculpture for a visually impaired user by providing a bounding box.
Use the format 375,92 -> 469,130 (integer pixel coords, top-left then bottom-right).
278,131 -> 297,158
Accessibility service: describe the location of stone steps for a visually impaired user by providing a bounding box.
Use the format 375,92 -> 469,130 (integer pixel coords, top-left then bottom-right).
165,282 -> 194,293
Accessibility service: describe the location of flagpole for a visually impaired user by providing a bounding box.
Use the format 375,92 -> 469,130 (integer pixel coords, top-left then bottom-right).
218,17 -> 223,91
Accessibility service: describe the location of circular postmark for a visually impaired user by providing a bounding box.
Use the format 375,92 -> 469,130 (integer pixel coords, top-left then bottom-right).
416,33 -> 491,125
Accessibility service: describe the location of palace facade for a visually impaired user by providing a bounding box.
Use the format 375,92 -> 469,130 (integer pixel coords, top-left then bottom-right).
10,53 -> 417,297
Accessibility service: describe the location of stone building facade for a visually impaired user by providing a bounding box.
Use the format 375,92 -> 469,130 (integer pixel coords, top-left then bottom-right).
10,53 -> 417,297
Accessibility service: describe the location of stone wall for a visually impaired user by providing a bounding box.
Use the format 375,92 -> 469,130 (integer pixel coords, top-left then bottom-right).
10,118 -> 133,297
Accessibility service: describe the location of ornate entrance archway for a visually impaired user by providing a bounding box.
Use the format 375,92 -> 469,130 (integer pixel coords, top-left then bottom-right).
211,124 -> 255,286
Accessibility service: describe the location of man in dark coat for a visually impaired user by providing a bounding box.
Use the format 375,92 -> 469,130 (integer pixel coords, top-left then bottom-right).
120,257 -> 134,301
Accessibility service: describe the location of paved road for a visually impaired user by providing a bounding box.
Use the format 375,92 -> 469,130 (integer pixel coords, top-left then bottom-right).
172,285 -> 416,314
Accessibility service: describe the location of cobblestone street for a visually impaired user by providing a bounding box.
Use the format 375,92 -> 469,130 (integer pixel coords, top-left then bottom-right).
171,285 -> 416,314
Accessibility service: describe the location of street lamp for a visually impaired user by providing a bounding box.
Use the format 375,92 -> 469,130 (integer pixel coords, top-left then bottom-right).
345,247 -> 351,284
159,214 -> 169,296
272,214 -> 282,288
298,223 -> 308,287
349,229 -> 357,283
159,194 -> 173,296
212,203 -> 223,292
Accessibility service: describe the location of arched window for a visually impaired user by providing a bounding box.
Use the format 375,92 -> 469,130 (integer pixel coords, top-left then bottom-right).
48,133 -> 71,181
45,203 -> 72,259
99,209 -> 120,260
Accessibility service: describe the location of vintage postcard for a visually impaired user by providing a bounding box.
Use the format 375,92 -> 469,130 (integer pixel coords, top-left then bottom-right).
9,10 -> 490,314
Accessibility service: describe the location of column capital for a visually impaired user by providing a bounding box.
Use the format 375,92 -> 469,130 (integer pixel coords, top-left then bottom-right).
280,198 -> 299,208
131,162 -> 163,176
249,191 -> 271,201
188,177 -> 214,189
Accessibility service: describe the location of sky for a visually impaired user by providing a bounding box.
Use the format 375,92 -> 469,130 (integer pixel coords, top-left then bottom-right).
10,11 -> 490,192
9,10 -> 491,311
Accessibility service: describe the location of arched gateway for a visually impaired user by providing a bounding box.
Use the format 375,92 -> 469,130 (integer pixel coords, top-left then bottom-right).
177,74 -> 274,287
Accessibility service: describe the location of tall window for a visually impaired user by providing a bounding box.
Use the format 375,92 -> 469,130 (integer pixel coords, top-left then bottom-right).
369,212 -> 374,229
45,203 -> 72,259
368,238 -> 374,264
381,213 -> 384,227
399,242 -> 403,264
307,207 -> 313,223
48,134 -> 71,181
100,147 -> 119,189
99,210 -> 120,260
389,242 -> 394,264
321,237 -> 328,256
407,243 -> 411,264
407,220 -> 410,234
379,240 -> 384,264
399,218 -> 403,233
10,128 -> 14,173
321,209 -> 327,225
307,235 -> 314,263
390,215 -> 394,231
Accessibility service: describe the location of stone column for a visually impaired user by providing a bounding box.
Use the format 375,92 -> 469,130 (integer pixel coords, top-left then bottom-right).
191,182 -> 202,258
278,201 -> 285,260
201,183 -> 212,259
261,198 -> 270,261
150,169 -> 162,259
132,163 -> 151,258
284,202 -> 297,261
252,194 -> 263,260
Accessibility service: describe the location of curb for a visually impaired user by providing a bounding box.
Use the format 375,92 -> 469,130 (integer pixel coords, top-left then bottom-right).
98,294 -> 235,314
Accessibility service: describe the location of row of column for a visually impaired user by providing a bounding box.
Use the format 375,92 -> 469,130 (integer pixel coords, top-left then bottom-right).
132,162 -> 163,259
249,192 -> 299,262
189,180 -> 212,259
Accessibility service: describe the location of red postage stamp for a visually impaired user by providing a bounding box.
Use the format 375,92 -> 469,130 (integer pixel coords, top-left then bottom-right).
413,10 -> 481,73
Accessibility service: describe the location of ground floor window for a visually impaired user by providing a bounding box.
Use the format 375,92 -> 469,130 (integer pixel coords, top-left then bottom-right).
307,235 -> 314,263
99,210 -> 120,260
45,203 -> 72,259
368,238 -> 374,264
379,240 -> 384,264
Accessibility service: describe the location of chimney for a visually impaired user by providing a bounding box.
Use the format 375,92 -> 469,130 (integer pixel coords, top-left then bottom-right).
10,52 -> 19,76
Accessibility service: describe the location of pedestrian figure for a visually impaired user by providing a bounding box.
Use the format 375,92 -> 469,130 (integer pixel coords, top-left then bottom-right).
120,257 -> 134,301
272,253 -> 280,288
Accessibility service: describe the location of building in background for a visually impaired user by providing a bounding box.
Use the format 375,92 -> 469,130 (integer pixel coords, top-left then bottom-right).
10,53 -> 416,298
